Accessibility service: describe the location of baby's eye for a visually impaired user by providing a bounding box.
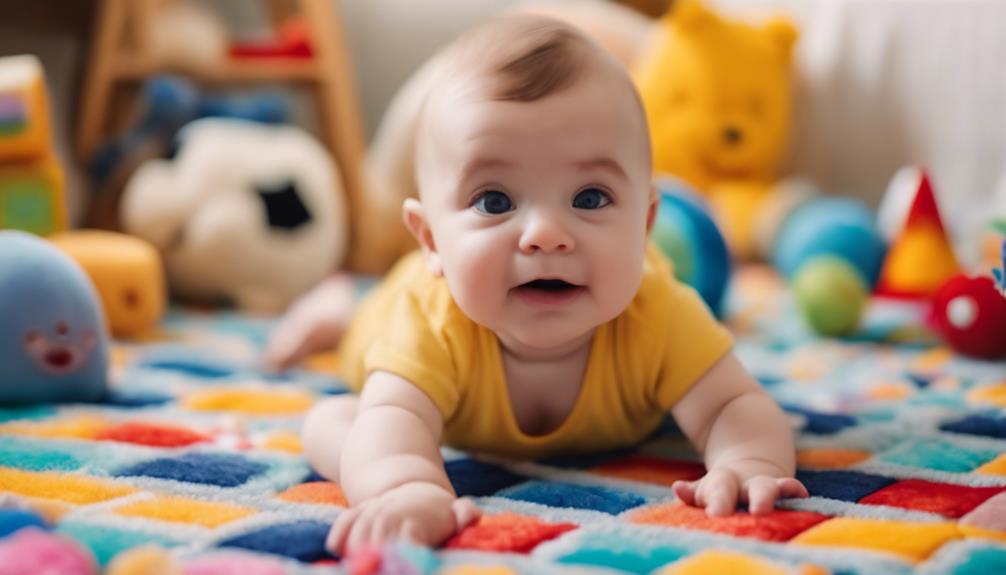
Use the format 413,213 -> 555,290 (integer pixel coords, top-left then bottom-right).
473,190 -> 514,215
572,187 -> 612,210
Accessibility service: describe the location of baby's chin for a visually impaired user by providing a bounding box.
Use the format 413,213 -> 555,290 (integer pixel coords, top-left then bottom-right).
498,321 -> 600,356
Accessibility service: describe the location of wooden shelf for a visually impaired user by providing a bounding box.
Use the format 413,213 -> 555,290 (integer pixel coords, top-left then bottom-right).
114,57 -> 322,84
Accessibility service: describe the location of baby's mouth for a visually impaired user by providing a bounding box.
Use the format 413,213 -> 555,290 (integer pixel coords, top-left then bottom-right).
512,279 -> 586,307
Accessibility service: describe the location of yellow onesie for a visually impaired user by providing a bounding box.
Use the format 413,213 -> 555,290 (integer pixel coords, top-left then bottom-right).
337,244 -> 733,460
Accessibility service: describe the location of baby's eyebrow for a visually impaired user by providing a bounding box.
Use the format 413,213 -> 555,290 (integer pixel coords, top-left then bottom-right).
458,157 -> 513,183
575,158 -> 628,181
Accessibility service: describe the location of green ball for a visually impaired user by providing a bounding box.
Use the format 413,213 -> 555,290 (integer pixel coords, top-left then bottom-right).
793,256 -> 868,337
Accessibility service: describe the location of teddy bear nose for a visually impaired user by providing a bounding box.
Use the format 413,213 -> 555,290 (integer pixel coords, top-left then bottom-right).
723,126 -> 743,145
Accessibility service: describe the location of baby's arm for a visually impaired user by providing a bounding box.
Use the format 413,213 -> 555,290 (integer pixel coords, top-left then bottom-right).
670,352 -> 808,516
327,370 -> 480,553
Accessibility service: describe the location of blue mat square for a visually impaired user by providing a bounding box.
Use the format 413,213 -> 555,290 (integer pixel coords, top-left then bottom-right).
445,459 -> 529,497
218,520 -> 333,562
796,469 -> 897,502
117,453 -> 268,487
501,481 -> 646,514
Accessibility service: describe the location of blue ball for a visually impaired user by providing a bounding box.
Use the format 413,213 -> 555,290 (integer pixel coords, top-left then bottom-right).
653,179 -> 732,316
773,197 -> 887,286
0,231 -> 108,405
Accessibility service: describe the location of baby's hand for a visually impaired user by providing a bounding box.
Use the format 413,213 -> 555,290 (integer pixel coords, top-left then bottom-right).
672,468 -> 808,517
326,482 -> 480,555
264,275 -> 355,371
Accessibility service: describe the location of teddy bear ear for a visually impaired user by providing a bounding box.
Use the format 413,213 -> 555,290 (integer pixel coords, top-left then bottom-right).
666,0 -> 718,32
765,17 -> 799,60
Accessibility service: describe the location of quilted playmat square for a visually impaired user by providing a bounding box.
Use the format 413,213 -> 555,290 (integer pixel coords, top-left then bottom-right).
0,267 -> 1004,574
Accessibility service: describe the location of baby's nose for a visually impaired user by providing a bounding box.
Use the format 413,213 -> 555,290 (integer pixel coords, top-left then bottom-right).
518,216 -> 574,254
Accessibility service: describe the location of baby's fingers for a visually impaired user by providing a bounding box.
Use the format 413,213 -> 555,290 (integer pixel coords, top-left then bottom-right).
671,480 -> 699,507
698,471 -> 740,517
744,476 -> 781,515
327,506 -> 363,554
778,477 -> 809,499
453,497 -> 481,530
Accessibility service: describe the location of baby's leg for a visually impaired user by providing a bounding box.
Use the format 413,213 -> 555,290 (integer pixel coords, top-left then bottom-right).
301,395 -> 360,481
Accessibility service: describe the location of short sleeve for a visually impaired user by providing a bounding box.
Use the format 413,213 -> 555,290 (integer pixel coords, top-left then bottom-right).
363,290 -> 461,419
651,278 -> 734,410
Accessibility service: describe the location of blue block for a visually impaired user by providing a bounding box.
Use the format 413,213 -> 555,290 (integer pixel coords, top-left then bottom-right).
557,532 -> 687,574
501,481 -> 646,515
878,439 -> 998,473
117,453 -> 268,487
218,520 -> 333,562
953,547 -> 1006,575
796,469 -> 896,502
781,404 -> 857,435
0,509 -> 46,538
940,415 -> 1006,440
445,459 -> 529,497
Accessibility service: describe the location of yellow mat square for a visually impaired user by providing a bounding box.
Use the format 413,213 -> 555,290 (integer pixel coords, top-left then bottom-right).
656,550 -> 789,575
115,495 -> 255,528
792,517 -> 960,563
182,388 -> 313,415
0,416 -> 110,440
0,467 -> 135,504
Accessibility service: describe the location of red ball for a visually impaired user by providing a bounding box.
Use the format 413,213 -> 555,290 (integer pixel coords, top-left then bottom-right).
930,274 -> 1006,359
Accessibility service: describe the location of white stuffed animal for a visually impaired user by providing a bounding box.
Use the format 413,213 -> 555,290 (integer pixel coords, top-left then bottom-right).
121,119 -> 347,313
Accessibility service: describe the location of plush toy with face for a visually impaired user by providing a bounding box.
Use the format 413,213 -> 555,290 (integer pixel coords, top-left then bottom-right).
0,231 -> 108,405
120,119 -> 348,313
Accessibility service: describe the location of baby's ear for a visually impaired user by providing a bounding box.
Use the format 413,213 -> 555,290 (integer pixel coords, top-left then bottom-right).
402,198 -> 443,276
646,185 -> 659,234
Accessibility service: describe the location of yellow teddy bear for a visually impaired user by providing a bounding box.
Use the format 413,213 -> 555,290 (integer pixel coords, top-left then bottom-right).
634,0 -> 798,259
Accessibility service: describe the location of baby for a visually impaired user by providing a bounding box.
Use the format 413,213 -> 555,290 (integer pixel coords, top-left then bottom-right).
267,14 -> 807,554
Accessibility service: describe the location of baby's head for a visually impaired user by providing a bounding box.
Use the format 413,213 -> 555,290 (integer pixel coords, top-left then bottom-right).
406,14 -> 655,355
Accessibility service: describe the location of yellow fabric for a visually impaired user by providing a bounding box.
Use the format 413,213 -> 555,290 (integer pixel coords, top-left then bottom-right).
114,496 -> 255,528
338,243 -> 733,460
0,467 -> 135,504
792,517 -> 960,563
656,550 -> 789,575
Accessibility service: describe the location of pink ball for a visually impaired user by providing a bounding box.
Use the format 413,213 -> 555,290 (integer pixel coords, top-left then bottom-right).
0,528 -> 96,575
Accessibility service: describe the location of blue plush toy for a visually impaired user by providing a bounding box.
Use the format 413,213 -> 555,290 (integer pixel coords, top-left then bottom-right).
0,231 -> 108,404
652,178 -> 732,316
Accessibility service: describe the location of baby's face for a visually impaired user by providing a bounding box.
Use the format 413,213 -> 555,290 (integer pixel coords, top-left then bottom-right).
415,68 -> 654,354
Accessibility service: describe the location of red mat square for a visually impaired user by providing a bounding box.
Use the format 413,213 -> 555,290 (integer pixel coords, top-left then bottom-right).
445,513 -> 577,553
858,479 -> 1005,518
628,502 -> 829,542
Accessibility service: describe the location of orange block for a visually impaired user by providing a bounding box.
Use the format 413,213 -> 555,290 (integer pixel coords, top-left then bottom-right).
628,502 -> 828,542
796,449 -> 871,469
277,482 -> 346,506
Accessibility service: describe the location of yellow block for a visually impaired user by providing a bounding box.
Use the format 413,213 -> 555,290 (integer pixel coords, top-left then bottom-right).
0,416 -> 110,440
796,449 -> 871,469
792,517 -> 960,563
968,383 -> 1006,408
259,430 -> 303,453
657,550 -> 788,575
977,454 -> 1006,476
50,230 -> 166,339
182,388 -> 314,415
115,495 -> 255,528
959,524 -> 1006,544
0,55 -> 53,161
0,467 -> 135,504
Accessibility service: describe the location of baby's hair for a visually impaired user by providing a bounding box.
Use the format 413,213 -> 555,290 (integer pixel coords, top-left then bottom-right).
492,24 -> 586,102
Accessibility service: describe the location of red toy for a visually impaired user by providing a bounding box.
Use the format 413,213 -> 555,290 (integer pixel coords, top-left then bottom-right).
929,274 -> 1006,359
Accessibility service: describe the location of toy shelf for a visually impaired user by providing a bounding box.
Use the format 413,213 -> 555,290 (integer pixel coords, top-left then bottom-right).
76,0 -> 381,273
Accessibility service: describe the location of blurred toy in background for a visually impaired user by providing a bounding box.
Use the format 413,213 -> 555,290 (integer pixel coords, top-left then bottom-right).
0,55 -> 66,236
792,256 -> 869,337
144,0 -> 229,69
50,230 -> 166,339
634,0 -> 797,260
230,17 -> 314,59
88,75 -> 289,230
120,119 -> 347,314
652,177 -> 732,317
875,168 -> 960,299
0,231 -> 108,405
929,270 -> 1006,360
